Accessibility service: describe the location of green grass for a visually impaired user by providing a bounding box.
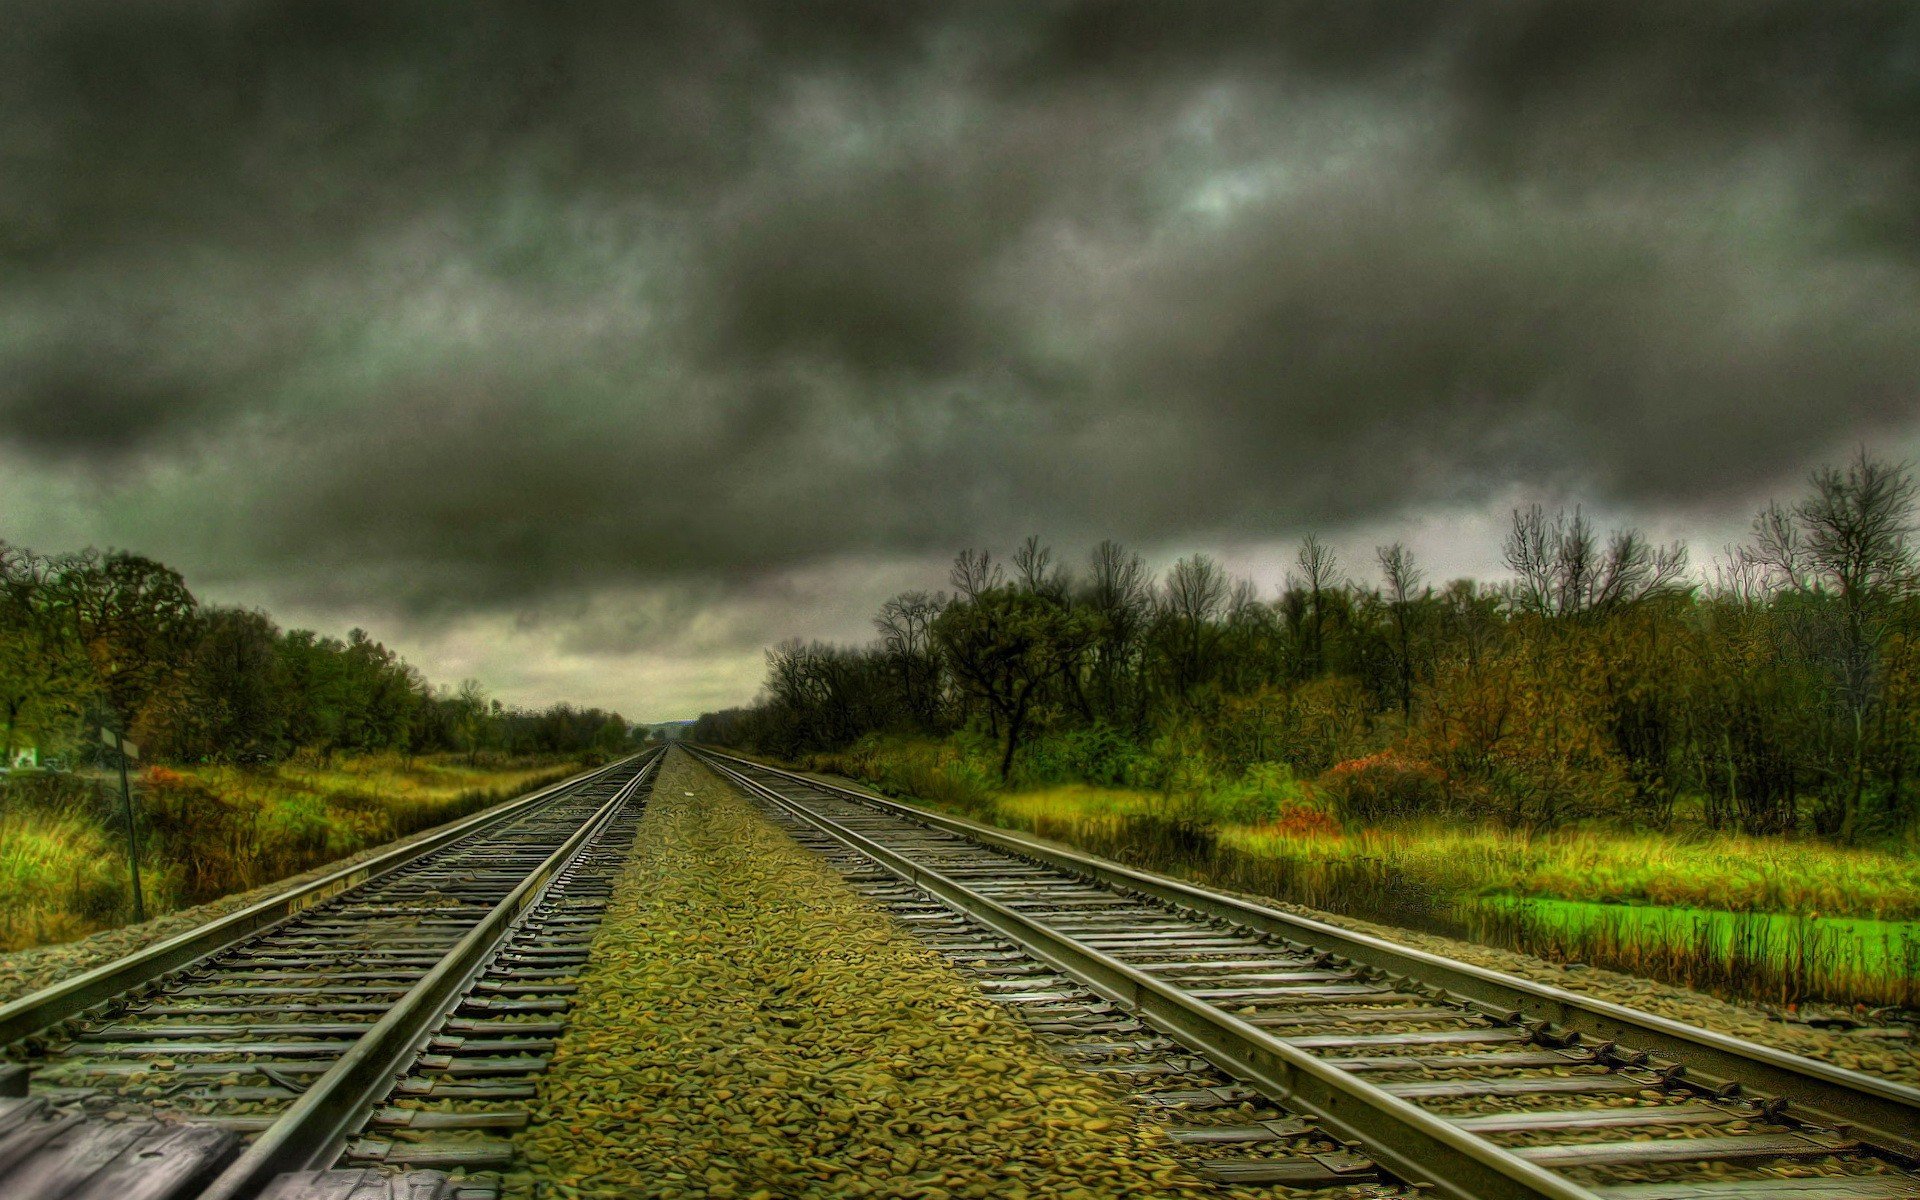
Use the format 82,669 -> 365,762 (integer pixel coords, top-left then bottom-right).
809,738 -> 1920,1008
0,752 -> 587,951
1463,897 -> 1920,1009
1482,897 -> 1920,977
993,784 -> 1920,923
1216,824 -> 1920,922
0,800 -> 158,950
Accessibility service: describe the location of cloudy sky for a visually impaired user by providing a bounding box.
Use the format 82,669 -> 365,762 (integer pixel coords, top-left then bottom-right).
4,3 -> 1917,720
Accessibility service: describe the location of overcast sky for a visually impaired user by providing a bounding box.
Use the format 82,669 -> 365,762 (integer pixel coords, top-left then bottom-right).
4,2 -> 1917,720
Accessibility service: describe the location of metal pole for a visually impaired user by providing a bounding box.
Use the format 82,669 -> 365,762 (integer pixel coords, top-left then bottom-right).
115,733 -> 144,924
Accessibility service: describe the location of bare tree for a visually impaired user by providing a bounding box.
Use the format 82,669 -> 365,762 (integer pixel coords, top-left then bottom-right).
1011,535 -> 1069,601
1083,540 -> 1152,726
1377,542 -> 1426,723
1744,451 -> 1917,839
1290,534 -> 1343,675
1160,554 -> 1229,699
949,549 -> 1003,601
1505,505 -> 1688,617
875,590 -> 947,727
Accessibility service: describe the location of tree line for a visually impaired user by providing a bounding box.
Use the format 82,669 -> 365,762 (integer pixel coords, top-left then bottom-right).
695,453 -> 1920,842
0,543 -> 635,767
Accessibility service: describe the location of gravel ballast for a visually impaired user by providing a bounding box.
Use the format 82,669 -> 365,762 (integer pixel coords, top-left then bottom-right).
511,753 -> 1217,1200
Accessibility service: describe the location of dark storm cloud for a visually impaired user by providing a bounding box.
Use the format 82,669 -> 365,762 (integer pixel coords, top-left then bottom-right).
3,0 -> 1918,626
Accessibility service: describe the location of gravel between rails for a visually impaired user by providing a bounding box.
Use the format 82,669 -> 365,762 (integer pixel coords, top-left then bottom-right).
509,754 -> 1221,1200
0,765 -> 586,1005
772,763 -> 1920,1090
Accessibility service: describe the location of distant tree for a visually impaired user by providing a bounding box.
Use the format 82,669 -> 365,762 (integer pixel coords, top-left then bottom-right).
1011,535 -> 1069,602
1082,540 -> 1152,729
1505,506 -> 1688,619
453,679 -> 491,764
1744,452 -> 1917,839
875,591 -> 946,729
1291,535 -> 1344,677
1377,542 -> 1426,724
162,608 -> 290,760
50,550 -> 200,735
949,548 -> 1003,601
935,586 -> 1095,781
279,630 -> 350,754
0,544 -> 90,761
1157,554 -> 1228,701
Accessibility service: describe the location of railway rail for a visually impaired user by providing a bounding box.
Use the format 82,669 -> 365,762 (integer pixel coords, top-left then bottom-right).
688,744 -> 1920,1200
0,748 -> 661,1200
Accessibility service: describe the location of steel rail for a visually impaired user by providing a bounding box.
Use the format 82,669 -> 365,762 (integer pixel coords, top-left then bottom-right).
695,747 -> 1601,1200
692,745 -> 1920,1166
0,755 -> 643,1050
195,748 -> 661,1200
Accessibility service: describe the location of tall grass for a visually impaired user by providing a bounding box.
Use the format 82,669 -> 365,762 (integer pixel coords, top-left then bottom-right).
0,753 -> 585,951
998,809 -> 1920,1009
805,740 -> 1000,819
1463,900 -> 1920,1010
812,738 -> 1920,1009
1217,824 -> 1920,922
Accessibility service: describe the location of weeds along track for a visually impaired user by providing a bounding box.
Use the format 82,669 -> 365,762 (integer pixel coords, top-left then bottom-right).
690,745 -> 1920,1200
0,749 -> 660,1200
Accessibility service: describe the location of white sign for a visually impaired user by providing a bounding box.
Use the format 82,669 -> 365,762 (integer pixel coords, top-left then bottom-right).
100,729 -> 139,759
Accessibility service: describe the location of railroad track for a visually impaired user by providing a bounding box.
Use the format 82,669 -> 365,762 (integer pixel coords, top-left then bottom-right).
689,744 -> 1920,1200
0,749 -> 661,1200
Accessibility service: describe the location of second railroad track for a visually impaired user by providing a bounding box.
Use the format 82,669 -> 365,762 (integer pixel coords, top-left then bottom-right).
689,743 -> 1920,1200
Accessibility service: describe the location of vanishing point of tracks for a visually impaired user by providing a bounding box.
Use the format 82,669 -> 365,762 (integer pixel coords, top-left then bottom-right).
0,749 -> 661,1200
688,745 -> 1920,1200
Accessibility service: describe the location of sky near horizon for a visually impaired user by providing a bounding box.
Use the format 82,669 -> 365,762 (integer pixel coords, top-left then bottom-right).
4,3 -> 1918,721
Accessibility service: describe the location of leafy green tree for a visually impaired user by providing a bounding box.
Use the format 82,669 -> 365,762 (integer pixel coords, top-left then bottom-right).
451,679 -> 491,764
935,584 -> 1095,781
0,544 -> 91,762
50,550 -> 199,736
161,608 -> 291,761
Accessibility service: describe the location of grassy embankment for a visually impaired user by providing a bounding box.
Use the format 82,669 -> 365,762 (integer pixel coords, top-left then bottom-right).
0,752 -> 589,951
797,738 -> 1920,1011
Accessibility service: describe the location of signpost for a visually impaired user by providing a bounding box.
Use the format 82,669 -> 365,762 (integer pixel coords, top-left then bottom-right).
102,728 -> 144,922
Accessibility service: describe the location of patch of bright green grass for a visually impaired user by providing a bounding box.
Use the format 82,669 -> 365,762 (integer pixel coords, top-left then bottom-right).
1479,896 -> 1920,979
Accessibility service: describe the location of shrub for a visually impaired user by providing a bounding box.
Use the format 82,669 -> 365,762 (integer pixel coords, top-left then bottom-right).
808,736 -> 1000,819
1317,750 -> 1447,825
1012,725 -> 1160,789
1201,762 -> 1340,834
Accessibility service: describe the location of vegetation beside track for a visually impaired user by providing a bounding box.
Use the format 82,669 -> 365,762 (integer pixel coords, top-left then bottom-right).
0,535 -> 645,950
787,736 -> 1920,1012
512,753 -> 1214,1200
714,750 -> 1920,1091
0,751 -> 590,950
695,456 -> 1920,1011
